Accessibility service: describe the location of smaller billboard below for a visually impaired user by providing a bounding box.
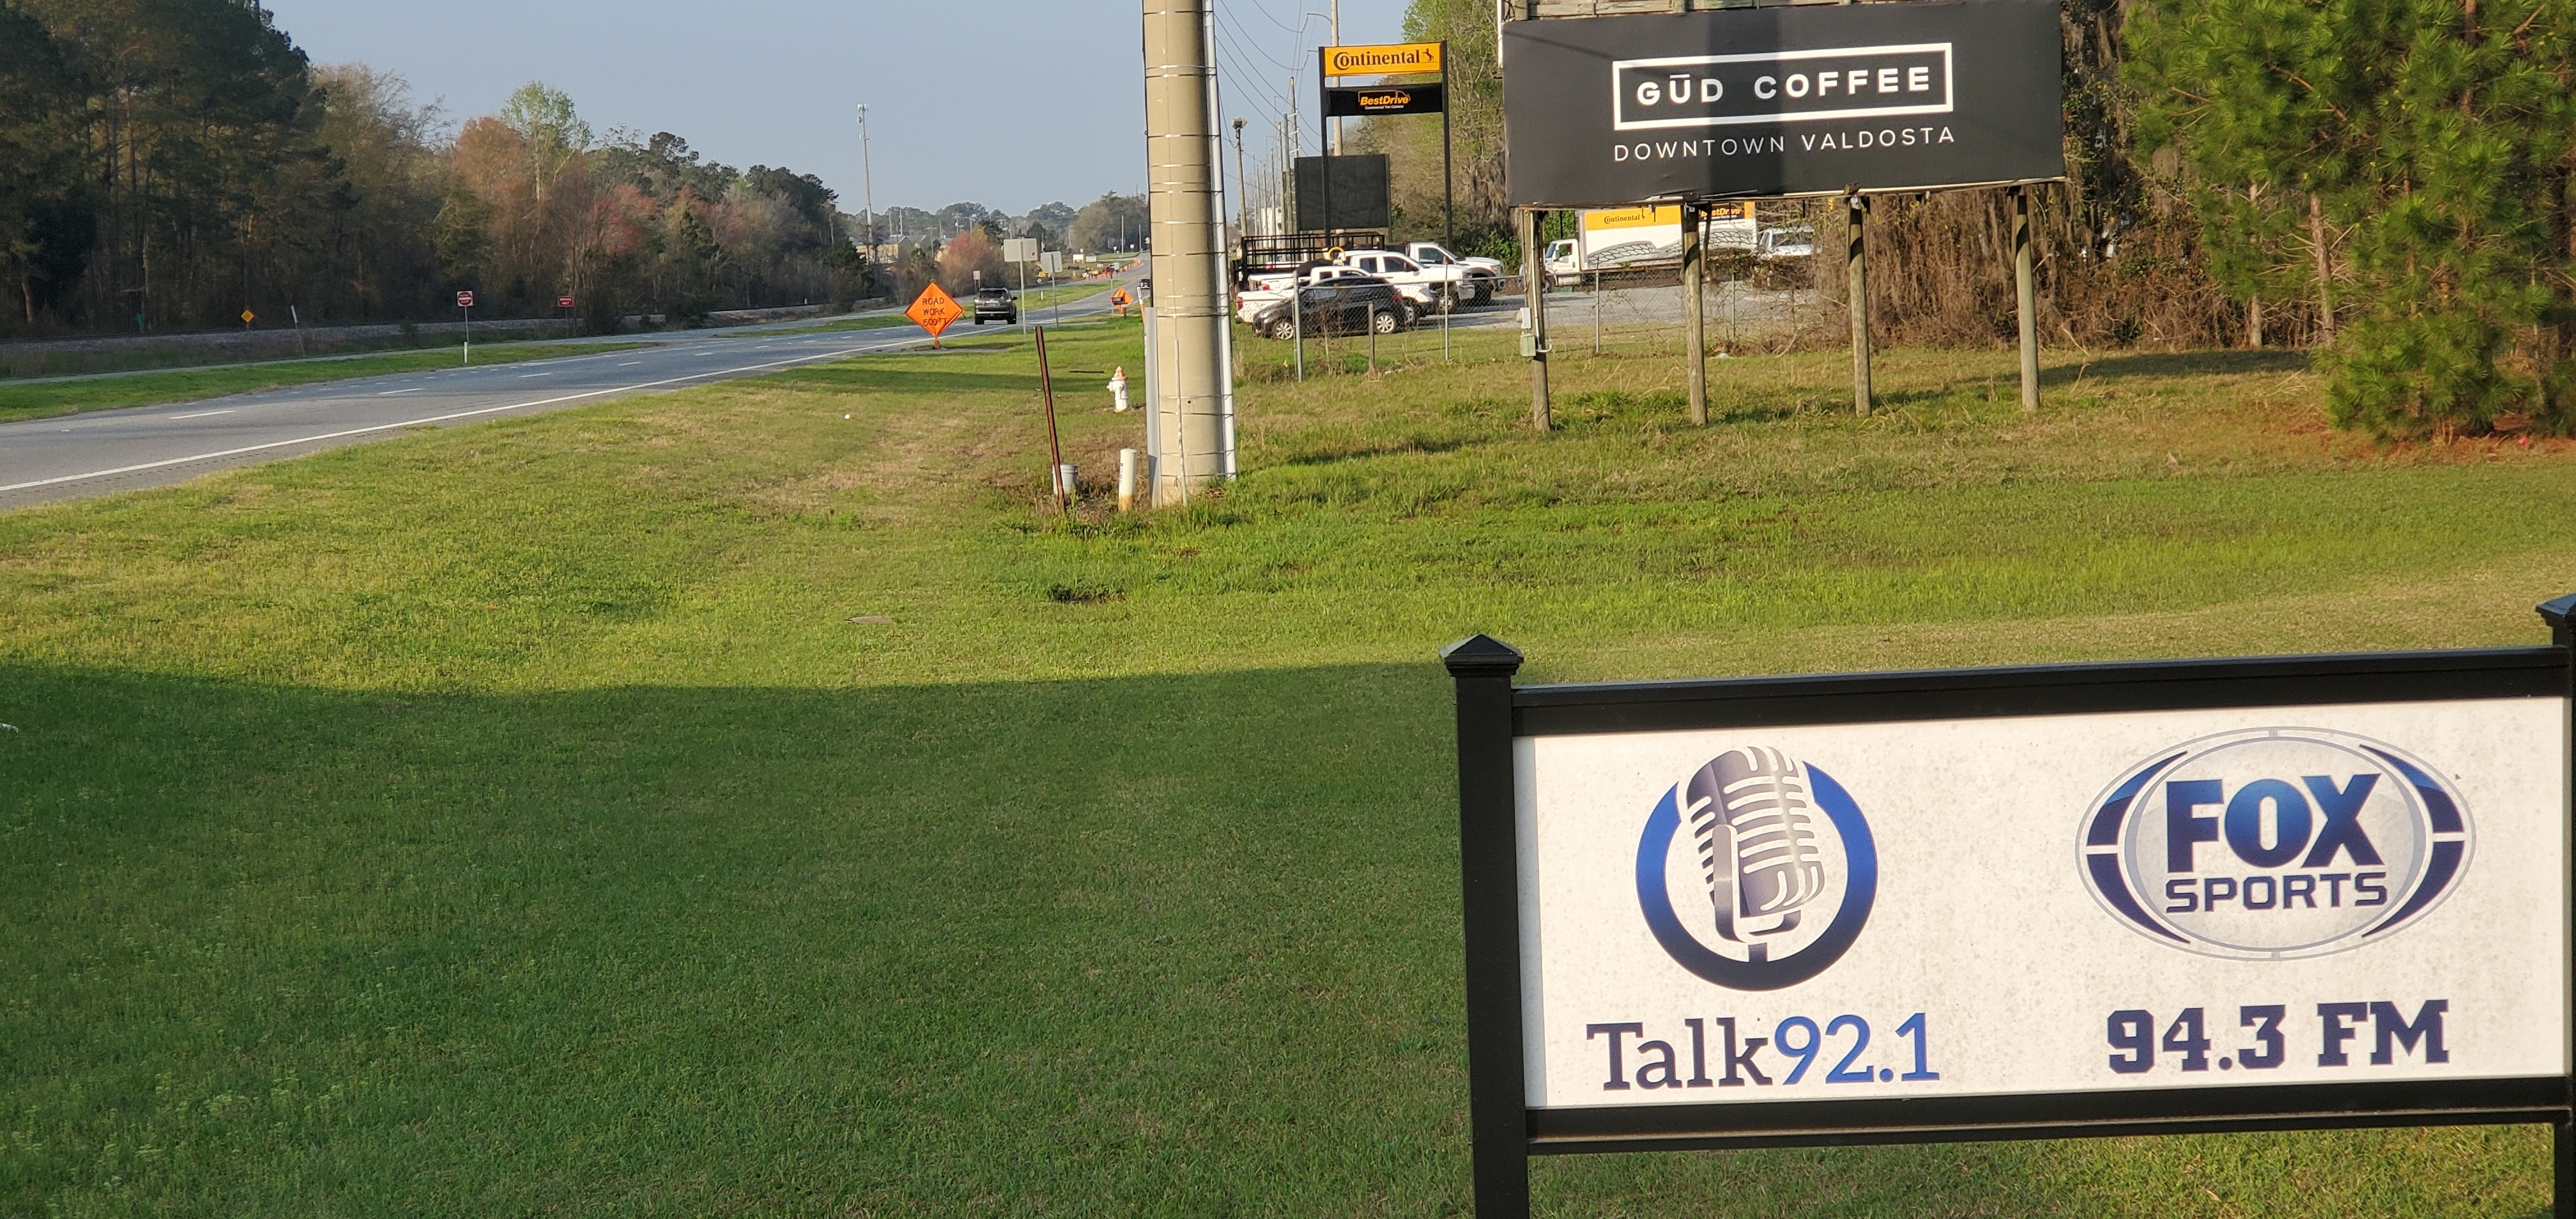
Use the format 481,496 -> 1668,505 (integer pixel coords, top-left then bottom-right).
1293,155 -> 1391,233
1328,82 -> 1447,117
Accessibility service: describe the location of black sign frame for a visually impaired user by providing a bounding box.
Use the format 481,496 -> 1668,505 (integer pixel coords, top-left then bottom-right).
1501,0 -> 2067,206
1440,594 -> 2576,1218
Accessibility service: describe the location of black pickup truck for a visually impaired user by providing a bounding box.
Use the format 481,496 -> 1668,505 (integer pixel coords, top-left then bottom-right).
972,286 -> 1018,325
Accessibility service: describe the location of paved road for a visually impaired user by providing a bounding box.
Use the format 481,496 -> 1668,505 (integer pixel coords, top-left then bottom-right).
0,288 -> 1125,512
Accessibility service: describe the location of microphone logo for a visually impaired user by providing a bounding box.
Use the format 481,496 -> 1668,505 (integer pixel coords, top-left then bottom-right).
1688,747 -> 1827,958
1636,747 -> 1879,990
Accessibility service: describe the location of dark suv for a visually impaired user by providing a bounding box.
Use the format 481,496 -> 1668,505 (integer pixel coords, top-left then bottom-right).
972,286 -> 1018,325
1247,275 -> 1411,341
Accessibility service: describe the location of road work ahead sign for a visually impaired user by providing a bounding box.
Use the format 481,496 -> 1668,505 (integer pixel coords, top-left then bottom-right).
1502,0 -> 2064,205
1440,598 -> 2576,1217
906,283 -> 962,342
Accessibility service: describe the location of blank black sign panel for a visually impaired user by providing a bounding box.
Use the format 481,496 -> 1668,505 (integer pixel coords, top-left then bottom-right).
1503,0 -> 2066,205
1294,155 -> 1392,233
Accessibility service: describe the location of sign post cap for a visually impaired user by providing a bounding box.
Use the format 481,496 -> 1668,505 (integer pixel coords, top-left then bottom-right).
1441,634 -> 1524,678
2539,593 -> 2576,646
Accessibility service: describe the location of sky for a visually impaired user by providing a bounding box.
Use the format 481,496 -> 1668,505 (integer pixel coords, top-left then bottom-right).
264,1 -> 1411,219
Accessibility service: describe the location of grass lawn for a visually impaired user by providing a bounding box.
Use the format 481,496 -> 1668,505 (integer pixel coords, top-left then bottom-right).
0,341 -> 644,424
3,321 -> 2571,1215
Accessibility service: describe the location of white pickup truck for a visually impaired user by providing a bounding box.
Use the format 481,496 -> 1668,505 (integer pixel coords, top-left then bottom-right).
1400,243 -> 1503,303
1340,249 -> 1491,312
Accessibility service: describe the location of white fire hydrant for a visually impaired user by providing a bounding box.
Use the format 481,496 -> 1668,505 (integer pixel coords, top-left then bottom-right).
1108,366 -> 1129,413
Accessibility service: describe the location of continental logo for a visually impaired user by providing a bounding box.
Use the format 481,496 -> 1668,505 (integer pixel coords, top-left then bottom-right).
1324,42 -> 1442,77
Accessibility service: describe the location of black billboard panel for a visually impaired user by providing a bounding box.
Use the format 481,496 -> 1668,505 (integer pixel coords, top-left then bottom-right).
1327,82 -> 1447,117
1293,155 -> 1391,232
1503,0 -> 2064,206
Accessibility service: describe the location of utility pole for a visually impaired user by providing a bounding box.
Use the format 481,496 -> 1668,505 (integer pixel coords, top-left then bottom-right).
856,104 -> 876,254
1142,0 -> 1232,504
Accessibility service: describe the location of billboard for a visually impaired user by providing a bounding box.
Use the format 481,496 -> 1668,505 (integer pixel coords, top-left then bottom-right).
1441,620 -> 2576,1214
1501,0 -> 2066,205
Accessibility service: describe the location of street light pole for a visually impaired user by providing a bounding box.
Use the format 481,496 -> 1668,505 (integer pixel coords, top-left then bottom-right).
1232,118 -> 1248,243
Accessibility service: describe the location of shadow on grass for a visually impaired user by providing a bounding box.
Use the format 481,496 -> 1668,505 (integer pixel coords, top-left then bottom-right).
0,660 -> 2545,1215
2044,348 -> 2313,385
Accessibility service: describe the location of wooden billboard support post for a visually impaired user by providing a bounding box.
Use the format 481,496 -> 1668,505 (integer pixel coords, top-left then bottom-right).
1521,207 -> 1551,432
2016,184 -> 2041,412
1682,201 -> 1706,425
1846,192 -> 1871,415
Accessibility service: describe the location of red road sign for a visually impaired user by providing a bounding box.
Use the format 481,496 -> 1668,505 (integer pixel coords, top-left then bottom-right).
456,291 -> 475,308
906,283 -> 963,342
556,296 -> 576,309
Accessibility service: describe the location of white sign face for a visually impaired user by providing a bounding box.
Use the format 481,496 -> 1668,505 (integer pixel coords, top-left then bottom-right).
1003,237 -> 1039,263
1514,699 -> 2569,1109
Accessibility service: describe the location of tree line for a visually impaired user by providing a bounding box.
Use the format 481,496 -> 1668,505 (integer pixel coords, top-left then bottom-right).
1359,0 -> 2575,437
0,0 -> 868,337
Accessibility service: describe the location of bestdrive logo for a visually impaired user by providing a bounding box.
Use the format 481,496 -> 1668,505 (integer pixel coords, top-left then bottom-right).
1612,43 -> 1954,131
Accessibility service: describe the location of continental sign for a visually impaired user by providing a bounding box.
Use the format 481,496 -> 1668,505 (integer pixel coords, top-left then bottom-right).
1580,204 -> 1682,233
1323,42 -> 1443,77
1325,82 -> 1448,117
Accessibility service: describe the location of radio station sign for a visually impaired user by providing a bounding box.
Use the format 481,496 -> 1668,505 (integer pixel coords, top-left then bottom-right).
1501,0 -> 2064,204
1441,609 -> 2576,1216
1327,82 -> 1446,117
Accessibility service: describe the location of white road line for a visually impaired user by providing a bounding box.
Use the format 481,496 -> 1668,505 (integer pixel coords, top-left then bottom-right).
0,341 -> 911,494
617,361 -> 643,367
378,387 -> 422,395
168,410 -> 235,420
519,372 -> 550,378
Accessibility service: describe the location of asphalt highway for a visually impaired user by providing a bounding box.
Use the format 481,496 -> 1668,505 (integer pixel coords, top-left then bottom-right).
0,289 -> 1126,512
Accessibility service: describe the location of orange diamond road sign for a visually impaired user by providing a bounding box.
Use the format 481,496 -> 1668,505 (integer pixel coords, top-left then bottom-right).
907,283 -> 963,345
240,309 -> 255,324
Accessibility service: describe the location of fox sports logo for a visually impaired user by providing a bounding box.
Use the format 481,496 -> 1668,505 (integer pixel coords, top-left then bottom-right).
1635,748 -> 1878,990
2078,728 -> 2472,961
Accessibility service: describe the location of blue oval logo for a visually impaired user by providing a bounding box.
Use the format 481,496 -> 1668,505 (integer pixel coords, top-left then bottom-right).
1636,748 -> 1878,990
2078,728 -> 2473,960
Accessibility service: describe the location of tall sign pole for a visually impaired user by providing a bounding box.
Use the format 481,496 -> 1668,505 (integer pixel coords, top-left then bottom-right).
1441,40 -> 1454,252
1141,0 -> 1231,505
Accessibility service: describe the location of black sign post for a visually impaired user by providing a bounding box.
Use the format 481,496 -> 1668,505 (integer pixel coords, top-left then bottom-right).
1442,594 -> 2576,1219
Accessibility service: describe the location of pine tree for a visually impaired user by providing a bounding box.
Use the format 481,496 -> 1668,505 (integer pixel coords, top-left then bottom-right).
2131,0 -> 2576,437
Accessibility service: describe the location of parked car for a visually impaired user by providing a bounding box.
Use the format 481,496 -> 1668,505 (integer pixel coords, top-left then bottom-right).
1245,275 -> 1414,341
1236,263 -> 1373,323
972,286 -> 1018,324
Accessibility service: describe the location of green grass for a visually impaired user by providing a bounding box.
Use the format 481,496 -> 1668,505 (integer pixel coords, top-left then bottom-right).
4,320 -> 2571,1215
0,341 -> 643,422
